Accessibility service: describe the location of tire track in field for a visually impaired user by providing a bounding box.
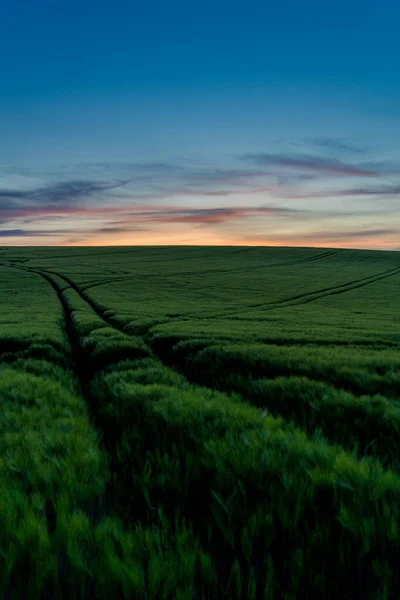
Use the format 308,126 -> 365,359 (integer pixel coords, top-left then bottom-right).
11,265 -> 156,530
36,259 -> 400,331
261,266 -> 400,311
21,267 -> 361,403
16,265 -> 400,429
7,258 -> 399,328
8,265 -> 109,535
264,248 -> 345,268
5,264 -> 125,338
82,274 -> 138,291
60,247 -> 342,295
39,269 -> 131,334
21,267 -> 400,418
200,265 -> 400,320
12,266 -> 93,389
79,249 -> 346,292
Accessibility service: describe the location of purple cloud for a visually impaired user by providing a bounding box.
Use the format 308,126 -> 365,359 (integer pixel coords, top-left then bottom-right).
240,153 -> 379,177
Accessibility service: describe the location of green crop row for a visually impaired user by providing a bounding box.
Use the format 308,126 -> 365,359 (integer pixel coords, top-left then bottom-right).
90,358 -> 400,599
77,246 -> 396,315
229,374 -> 400,468
145,316 -> 399,347
15,268 -> 400,598
145,335 -> 400,466
0,271 -> 216,599
61,287 -> 152,370
53,279 -> 400,599
0,268 -> 69,366
149,335 -> 400,397
0,360 -> 219,599
0,363 -> 106,597
0,360 -> 216,600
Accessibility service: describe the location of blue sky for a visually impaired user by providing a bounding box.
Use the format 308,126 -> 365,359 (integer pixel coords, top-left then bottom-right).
1,0 -> 399,248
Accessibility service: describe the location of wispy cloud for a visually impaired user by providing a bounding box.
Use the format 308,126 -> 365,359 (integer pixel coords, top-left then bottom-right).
121,185 -> 276,202
0,229 -> 73,237
276,174 -> 317,185
0,179 -> 130,207
1,153 -> 399,249
87,206 -> 304,228
240,153 -> 379,177
310,138 -> 367,154
60,163 -> 270,189
0,176 -> 281,225
93,226 -> 145,234
0,203 -> 305,236
332,185 -> 400,197
128,206 -> 302,225
284,183 -> 400,199
303,228 -> 399,240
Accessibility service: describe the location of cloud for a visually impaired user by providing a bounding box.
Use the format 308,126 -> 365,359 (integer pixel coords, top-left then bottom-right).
3,158 -> 354,227
65,162 -> 271,190
0,179 -> 130,208
0,204 -> 305,240
35,180 -> 131,203
284,183 -> 400,199
130,185 -> 275,201
0,229 -> 70,237
240,153 -> 379,177
93,226 -> 145,233
70,161 -> 184,174
0,190 -> 28,199
0,229 -> 33,237
1,157 -> 397,250
310,138 -> 367,154
107,206 -> 303,226
0,179 -> 280,225
0,224 -> 146,239
334,185 -> 400,197
303,228 -> 399,240
180,168 -> 268,186
147,207 -> 272,224
276,174 -> 317,185
84,207 -> 304,232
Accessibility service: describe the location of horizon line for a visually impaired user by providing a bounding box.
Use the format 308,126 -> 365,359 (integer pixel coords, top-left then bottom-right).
0,244 -> 398,253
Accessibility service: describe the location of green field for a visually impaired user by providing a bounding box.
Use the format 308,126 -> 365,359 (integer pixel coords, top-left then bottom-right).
0,245 -> 399,599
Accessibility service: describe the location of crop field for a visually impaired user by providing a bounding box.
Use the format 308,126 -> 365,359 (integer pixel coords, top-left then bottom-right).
0,245 -> 399,599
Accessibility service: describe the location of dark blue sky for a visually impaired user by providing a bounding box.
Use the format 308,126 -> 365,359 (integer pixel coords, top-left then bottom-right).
0,0 -> 399,247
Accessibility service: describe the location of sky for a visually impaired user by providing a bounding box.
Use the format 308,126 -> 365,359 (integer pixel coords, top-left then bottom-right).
0,0 -> 399,249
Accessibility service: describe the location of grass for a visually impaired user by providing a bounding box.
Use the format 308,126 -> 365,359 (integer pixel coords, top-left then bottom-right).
0,245 -> 399,598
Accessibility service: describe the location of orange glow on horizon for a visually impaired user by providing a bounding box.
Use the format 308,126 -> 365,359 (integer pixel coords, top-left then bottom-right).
61,228 -> 399,251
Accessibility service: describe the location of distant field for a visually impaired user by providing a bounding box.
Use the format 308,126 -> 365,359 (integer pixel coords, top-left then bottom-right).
0,245 -> 399,599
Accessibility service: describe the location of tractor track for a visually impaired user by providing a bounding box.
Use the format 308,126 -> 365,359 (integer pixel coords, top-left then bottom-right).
11,265 -> 95,397
19,262 -> 400,349
36,268 -> 399,400
198,265 -> 400,320
261,266 -> 400,311
6,260 -> 400,334
39,269 -> 130,333
54,249 -> 347,293
15,264 -> 400,399
5,264 -> 109,599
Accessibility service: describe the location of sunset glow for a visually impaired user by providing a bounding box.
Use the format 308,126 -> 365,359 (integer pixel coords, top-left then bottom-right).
1,0 -> 399,249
